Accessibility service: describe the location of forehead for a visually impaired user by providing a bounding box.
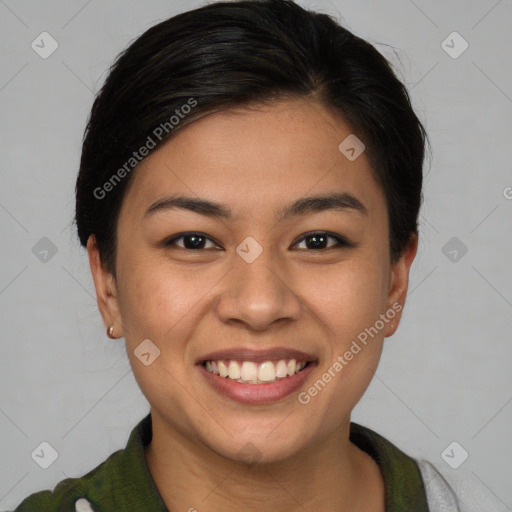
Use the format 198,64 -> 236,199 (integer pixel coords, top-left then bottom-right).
121,98 -> 385,223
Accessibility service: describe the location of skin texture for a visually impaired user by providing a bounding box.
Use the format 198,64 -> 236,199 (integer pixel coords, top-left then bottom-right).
88,98 -> 417,511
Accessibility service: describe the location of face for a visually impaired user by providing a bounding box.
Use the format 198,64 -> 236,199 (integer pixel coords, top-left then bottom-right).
89,98 -> 416,463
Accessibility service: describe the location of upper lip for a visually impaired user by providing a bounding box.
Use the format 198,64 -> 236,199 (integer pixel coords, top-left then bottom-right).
197,347 -> 317,364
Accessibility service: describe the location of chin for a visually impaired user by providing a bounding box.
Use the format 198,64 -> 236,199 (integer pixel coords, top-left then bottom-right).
200,420 -> 314,466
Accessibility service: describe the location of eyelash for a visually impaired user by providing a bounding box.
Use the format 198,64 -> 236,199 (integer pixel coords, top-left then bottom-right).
163,231 -> 352,251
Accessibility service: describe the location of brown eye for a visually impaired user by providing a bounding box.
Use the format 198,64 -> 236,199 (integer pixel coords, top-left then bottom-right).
164,232 -> 220,250
293,232 -> 351,250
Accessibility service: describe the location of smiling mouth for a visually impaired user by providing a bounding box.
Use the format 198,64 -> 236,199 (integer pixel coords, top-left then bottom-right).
202,358 -> 311,384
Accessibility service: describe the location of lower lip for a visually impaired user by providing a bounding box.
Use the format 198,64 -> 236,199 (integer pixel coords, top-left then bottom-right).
197,363 -> 315,405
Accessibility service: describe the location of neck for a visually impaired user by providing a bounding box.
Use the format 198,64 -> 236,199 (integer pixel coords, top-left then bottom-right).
144,411 -> 385,512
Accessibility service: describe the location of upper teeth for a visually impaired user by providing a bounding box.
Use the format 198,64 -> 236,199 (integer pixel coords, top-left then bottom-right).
205,359 -> 307,384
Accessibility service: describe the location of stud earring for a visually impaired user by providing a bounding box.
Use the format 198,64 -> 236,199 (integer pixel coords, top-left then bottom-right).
107,325 -> 115,339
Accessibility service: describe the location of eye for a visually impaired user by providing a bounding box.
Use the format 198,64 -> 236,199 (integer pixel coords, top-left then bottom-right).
162,231 -> 351,251
293,231 -> 351,250
164,232 -> 221,250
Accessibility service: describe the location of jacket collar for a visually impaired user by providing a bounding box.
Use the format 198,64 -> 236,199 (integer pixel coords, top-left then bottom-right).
349,421 -> 429,511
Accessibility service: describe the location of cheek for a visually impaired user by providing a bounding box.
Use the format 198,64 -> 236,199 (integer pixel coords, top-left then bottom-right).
296,259 -> 388,425
116,253 -> 216,352
299,256 -> 390,334
115,259 -> 204,404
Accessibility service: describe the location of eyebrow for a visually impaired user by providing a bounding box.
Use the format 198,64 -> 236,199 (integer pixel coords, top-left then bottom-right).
143,192 -> 368,221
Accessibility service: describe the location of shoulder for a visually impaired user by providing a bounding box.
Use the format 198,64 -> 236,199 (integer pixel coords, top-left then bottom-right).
13,413 -> 166,512
13,448 -> 124,512
350,422 -> 468,512
417,458 -> 505,512
14,480 -> 91,512
416,459 -> 462,511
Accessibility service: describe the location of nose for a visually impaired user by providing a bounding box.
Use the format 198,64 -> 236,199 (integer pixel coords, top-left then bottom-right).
215,251 -> 302,331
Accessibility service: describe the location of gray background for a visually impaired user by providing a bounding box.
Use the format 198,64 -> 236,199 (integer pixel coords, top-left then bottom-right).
0,0 -> 511,510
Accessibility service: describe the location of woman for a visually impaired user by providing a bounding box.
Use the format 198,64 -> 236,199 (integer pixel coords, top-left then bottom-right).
14,0 -> 464,510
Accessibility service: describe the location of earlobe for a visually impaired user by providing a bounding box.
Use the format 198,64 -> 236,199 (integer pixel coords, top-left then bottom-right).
87,235 -> 123,338
385,234 -> 418,337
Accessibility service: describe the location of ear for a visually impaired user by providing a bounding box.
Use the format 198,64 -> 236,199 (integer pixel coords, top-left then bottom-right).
87,235 -> 123,338
384,234 -> 418,338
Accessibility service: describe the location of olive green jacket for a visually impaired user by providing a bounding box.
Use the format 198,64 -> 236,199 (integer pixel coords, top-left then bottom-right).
14,413 -> 459,511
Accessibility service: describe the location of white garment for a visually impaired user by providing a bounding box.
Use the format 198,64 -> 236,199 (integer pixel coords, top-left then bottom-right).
417,459 -> 502,512
75,498 -> 95,512
418,460 -> 462,511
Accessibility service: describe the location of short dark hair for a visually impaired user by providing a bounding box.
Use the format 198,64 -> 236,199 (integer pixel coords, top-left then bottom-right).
75,0 -> 429,275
